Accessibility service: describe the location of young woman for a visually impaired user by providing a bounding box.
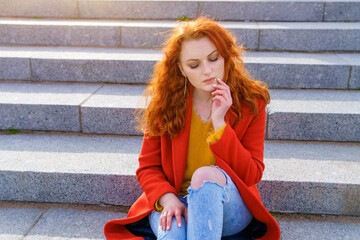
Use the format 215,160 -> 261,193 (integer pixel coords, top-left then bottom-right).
104,17 -> 280,240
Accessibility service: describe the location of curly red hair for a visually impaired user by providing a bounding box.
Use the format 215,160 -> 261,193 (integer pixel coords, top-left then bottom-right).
136,17 -> 270,138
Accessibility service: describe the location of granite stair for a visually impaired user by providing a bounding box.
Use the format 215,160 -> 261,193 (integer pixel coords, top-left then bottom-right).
1,201 -> 359,240
0,134 -> 359,216
0,0 -> 359,22
0,46 -> 359,89
0,18 -> 359,52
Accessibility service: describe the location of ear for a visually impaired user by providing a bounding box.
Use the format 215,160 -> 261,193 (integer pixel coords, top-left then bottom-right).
177,62 -> 186,77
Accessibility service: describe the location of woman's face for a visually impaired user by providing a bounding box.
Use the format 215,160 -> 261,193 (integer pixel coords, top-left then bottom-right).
178,37 -> 225,94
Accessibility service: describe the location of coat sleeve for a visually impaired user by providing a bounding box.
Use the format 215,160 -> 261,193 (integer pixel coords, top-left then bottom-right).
136,134 -> 177,209
209,101 -> 266,187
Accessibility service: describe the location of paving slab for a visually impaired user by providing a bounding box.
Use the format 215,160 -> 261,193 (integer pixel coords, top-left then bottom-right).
267,89 -> 360,142
219,22 -> 259,49
81,85 -> 146,135
0,134 -> 359,216
350,66 -> 360,89
259,22 -> 360,51
198,0 -> 324,21
337,54 -> 360,89
0,18 -> 122,47
27,47 -> 160,83
121,23 -> 174,49
0,0 -> 77,18
25,208 -> 123,240
263,140 -> 360,163
0,201 -> 127,240
325,1 -> 360,22
0,57 -> 30,81
245,52 -> 351,89
0,207 -> 44,240
274,214 -> 360,240
79,0 -> 198,20
0,83 -> 101,132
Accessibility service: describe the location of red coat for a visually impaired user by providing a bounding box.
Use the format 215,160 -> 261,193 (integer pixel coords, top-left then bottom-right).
104,94 -> 281,239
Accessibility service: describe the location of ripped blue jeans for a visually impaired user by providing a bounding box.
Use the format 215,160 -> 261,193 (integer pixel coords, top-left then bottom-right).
148,167 -> 253,239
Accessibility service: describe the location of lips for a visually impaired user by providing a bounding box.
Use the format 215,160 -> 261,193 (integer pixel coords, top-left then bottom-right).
203,77 -> 215,83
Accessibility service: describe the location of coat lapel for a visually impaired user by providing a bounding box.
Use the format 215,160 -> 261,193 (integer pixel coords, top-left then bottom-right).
172,88 -> 193,192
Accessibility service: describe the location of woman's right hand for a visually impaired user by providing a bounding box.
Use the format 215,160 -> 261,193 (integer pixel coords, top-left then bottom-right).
159,193 -> 187,231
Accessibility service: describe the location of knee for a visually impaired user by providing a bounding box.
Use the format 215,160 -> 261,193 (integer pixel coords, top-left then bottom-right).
158,217 -> 186,239
190,166 -> 226,190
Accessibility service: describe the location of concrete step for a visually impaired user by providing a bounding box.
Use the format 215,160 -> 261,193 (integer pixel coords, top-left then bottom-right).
1,18 -> 360,52
0,201 -> 359,240
1,82 -> 359,141
0,82 -> 102,133
0,201 -> 126,240
275,213 -> 360,240
1,202 -> 359,240
1,46 -> 359,89
0,134 -> 359,216
267,89 -> 360,142
0,0 -> 359,22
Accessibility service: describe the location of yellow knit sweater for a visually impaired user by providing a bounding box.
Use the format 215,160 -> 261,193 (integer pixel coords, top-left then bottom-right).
155,109 -> 226,211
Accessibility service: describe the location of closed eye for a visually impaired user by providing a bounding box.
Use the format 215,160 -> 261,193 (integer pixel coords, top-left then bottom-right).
209,57 -> 218,62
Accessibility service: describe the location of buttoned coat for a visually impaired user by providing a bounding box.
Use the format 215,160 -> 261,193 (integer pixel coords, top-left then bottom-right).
104,93 -> 281,240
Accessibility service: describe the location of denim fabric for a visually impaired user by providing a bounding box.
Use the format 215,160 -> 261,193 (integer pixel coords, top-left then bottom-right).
148,167 -> 253,239
126,214 -> 266,240
213,167 -> 253,236
149,209 -> 187,239
187,181 -> 225,239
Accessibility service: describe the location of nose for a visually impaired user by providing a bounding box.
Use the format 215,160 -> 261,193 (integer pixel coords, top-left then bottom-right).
203,62 -> 212,76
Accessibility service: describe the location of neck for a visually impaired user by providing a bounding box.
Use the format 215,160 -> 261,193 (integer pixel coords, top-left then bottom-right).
193,88 -> 212,104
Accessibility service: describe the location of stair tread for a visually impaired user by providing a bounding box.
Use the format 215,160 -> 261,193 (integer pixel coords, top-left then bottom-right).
0,18 -> 359,51
0,133 -> 359,185
0,82 -> 101,105
0,45 -> 162,60
1,17 -> 360,29
0,201 -> 359,240
275,213 -> 360,240
1,45 -> 359,65
0,46 -> 358,89
1,0 -> 359,22
1,83 -> 359,141
2,83 -> 359,114
269,89 -> 360,114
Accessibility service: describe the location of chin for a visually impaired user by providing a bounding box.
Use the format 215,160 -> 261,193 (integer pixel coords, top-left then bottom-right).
192,84 -> 215,93
203,86 -> 215,93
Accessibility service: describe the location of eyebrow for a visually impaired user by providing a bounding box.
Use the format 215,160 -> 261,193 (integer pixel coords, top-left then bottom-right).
185,50 -> 217,62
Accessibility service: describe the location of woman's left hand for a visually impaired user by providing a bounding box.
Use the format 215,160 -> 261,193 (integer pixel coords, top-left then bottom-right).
211,78 -> 233,131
